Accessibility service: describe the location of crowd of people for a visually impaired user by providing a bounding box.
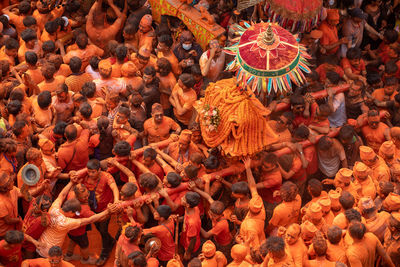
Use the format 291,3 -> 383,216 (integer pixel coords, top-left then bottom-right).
0,0 -> 399,266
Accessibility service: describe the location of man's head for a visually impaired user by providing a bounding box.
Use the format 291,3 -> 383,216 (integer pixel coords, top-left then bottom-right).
280,181 -> 298,202
339,191 -> 355,210
76,33 -> 88,49
41,63 -> 56,80
290,95 -> 305,114
338,125 -> 355,146
208,39 -> 221,58
326,9 -> 340,26
317,136 -> 333,152
308,179 -> 323,198
349,8 -> 367,26
151,103 -> 164,124
359,146 -> 377,166
139,173 -> 159,192
209,201 -> 225,220
164,172 -> 182,188
21,28 -> 37,48
180,31 -> 194,50
312,232 -> 328,257
379,141 -> 395,160
0,172 -> 14,194
346,47 -> 362,68
358,197 -> 376,217
181,191 -> 201,208
327,225 -> 342,245
156,205 -> 171,221
266,236 -> 286,261
156,57 -> 172,77
178,130 -> 192,152
143,66 -> 156,85
276,111 -> 294,132
157,34 -> 173,52
285,223 -> 301,245
26,147 -> 43,166
178,73 -> 196,91
69,57 -> 82,74
48,246 -> 64,267
116,45 -> 128,63
115,105 -> 130,125
384,77 -> 398,97
334,168 -> 353,189
4,230 -> 24,248
4,38 -> 18,58
73,183 -> 90,203
137,47 -> 151,66
61,198 -> 81,217
65,124 -> 78,142
120,182 -> 138,201
98,60 -> 112,79
348,221 -> 366,240
143,148 -> 157,167
139,14 -> 153,33
113,141 -> 131,157
33,195 -> 52,214
231,181 -> 250,199
87,159 -> 101,180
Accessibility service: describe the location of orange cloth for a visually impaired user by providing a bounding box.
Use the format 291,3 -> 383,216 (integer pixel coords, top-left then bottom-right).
57,129 -> 90,172
158,72 -> 177,110
144,116 -> 180,144
326,242 -> 348,265
364,211 -> 390,242
369,157 -> 391,183
167,141 -> 201,164
31,96 -> 53,129
142,219 -> 175,262
319,21 -> 340,55
361,122 -> 389,153
0,46 -> 15,66
32,7 -> 64,32
38,76 -> 66,93
157,51 -> 181,76
18,41 -> 42,64
209,219 -> 232,246
341,58 -> 366,75
171,84 -> 197,126
240,194 -> 266,248
55,64 -> 72,78
372,88 -> 397,101
21,258 -> 74,267
64,73 -> 93,93
63,45 -> 104,70
0,187 -> 19,236
288,238 -> 308,267
267,120 -> 292,143
346,232 -> 383,267
353,176 -> 377,200
269,194 -> 301,228
26,68 -> 45,85
87,97 -> 105,118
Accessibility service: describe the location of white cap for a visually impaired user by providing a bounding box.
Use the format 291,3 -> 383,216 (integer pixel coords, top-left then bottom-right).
61,16 -> 69,27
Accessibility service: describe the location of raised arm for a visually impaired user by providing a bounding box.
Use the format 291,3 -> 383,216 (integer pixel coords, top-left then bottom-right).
192,187 -> 214,204
243,157 -> 258,197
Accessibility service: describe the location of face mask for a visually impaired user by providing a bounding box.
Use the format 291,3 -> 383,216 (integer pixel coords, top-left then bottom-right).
329,0 -> 335,6
182,43 -> 192,50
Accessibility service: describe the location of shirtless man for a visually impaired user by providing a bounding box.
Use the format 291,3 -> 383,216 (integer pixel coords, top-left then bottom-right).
86,0 -> 127,49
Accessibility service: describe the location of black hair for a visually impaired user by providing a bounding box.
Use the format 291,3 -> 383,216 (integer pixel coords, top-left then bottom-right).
348,221 -> 366,240
143,148 -> 157,160
87,159 -> 101,170
366,72 -> 381,85
113,141 -> 131,156
210,201 -> 225,215
280,181 -> 298,202
191,64 -> 202,76
81,81 -> 96,98
116,45 -> 128,62
76,34 -> 88,49
345,208 -> 362,222
166,172 -> 182,188
327,225 -> 342,244
339,125 -> 355,141
317,136 -> 333,151
293,125 -> 310,139
157,205 -> 172,219
139,173 -> 159,190
69,56 -> 82,73
266,236 -> 285,253
79,102 -> 92,119
184,164 -> 198,180
384,29 -> 398,44
121,182 -> 138,198
308,179 -> 322,197
61,198 -> 81,213
290,95 -> 305,106
48,246 -> 63,257
185,192 -> 201,208
125,225 -> 141,242
42,40 -> 56,53
204,155 -> 219,170
7,100 -> 22,115
231,181 -> 250,195
44,20 -> 58,34
346,47 -> 362,60
89,56 -> 100,71
144,66 -> 156,76
21,28 -> 37,42
37,91 -> 52,109
5,38 -> 19,50
4,230 -> 24,244
18,1 -> 31,14
158,34 -> 173,48
326,71 -> 341,85
25,51 -> 38,65
12,120 -> 26,137
179,73 -> 196,88
53,121 -> 68,135
339,191 -> 355,210
23,16 -> 37,27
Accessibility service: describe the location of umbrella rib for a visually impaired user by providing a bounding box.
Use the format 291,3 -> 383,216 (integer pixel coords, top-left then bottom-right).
280,41 -> 298,49
238,40 -> 257,48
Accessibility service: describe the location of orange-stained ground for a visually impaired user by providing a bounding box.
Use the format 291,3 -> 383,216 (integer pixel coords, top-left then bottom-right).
62,215 -> 119,267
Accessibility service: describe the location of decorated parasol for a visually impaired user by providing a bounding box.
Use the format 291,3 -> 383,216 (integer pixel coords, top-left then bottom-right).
225,22 -> 311,94
264,0 -> 323,32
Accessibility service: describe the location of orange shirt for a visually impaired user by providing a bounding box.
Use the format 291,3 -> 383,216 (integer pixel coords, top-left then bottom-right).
167,142 -> 201,164
5,13 -> 26,34
143,219 -> 175,262
64,45 -> 104,70
346,232 -> 382,267
0,187 -> 19,236
57,129 -> 90,172
319,20 -> 339,54
64,73 -> 93,93
267,120 -> 292,143
341,58 -> 366,76
87,97 -> 106,118
209,219 -> 232,246
180,207 -> 201,252
306,258 -> 336,267
353,176 -> 377,200
18,41 -> 42,64
369,157 -> 391,183
327,242 -> 348,265
364,211 -> 390,242
32,7 -> 64,32
144,116 -> 180,144
361,122 -> 389,153
38,76 -> 66,93
288,238 -> 308,267
269,194 -> 301,228
0,46 -> 15,66
22,257 -> 74,267
265,254 -> 295,267
111,62 -> 123,78
157,51 -> 181,76
26,68 -> 45,85
158,73 -> 177,110
172,84 -> 197,126
372,88 -> 397,101
40,29 -> 57,43
55,64 -> 72,78
31,96 -> 53,129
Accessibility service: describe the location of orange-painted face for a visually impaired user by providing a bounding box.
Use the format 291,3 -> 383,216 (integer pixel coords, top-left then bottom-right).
367,115 -> 380,129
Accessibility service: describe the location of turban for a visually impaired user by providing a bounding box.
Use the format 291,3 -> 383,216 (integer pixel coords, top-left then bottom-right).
179,129 -> 192,144
359,146 -> 376,161
383,193 -> 400,212
335,168 -> 353,183
379,141 -> 395,157
202,240 -> 216,258
38,139 -> 54,151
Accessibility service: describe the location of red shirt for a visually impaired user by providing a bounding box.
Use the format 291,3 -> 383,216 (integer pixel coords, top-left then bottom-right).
0,240 -> 21,267
68,204 -> 94,236
341,58 -> 366,75
257,168 -> 282,203
83,171 -> 116,213
304,145 -> 318,175
315,64 -> 344,82
180,207 -> 201,252
134,158 -> 164,180
143,219 -> 175,261
209,219 -> 232,246
293,103 -> 318,128
23,201 -> 49,252
107,156 -> 132,183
